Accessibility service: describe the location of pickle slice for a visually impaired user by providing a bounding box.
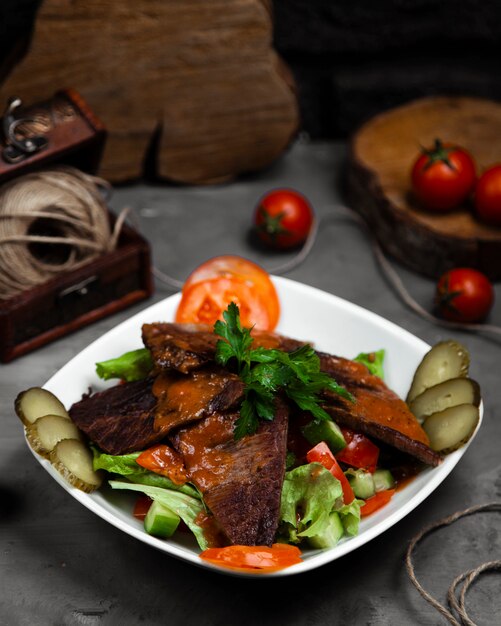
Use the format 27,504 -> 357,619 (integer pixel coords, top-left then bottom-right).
406,341 -> 470,404
49,439 -> 103,493
423,404 -> 479,454
409,378 -> 481,423
15,387 -> 69,426
25,414 -> 82,459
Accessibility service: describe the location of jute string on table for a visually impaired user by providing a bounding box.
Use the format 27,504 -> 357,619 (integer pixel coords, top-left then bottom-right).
0,166 -> 128,300
405,503 -> 501,626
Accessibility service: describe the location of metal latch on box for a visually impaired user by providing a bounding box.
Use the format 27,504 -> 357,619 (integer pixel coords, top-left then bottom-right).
58,276 -> 98,300
1,97 -> 49,164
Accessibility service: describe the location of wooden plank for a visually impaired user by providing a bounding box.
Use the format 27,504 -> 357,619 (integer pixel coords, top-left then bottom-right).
0,0 -> 299,184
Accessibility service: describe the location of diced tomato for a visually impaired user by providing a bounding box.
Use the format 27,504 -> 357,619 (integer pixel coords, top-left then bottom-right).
306,441 -> 355,504
306,440 -> 336,467
360,489 -> 395,517
136,444 -> 189,485
175,255 -> 280,330
199,543 -> 302,572
336,427 -> 380,473
133,495 -> 152,520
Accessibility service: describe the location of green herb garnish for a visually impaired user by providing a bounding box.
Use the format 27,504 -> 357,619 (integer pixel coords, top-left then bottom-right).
214,303 -> 354,439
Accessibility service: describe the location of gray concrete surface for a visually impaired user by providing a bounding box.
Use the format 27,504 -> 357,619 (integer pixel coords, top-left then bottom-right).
1,140 -> 500,625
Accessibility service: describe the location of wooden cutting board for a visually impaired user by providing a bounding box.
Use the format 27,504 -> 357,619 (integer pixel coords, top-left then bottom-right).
346,96 -> 501,281
0,0 -> 299,185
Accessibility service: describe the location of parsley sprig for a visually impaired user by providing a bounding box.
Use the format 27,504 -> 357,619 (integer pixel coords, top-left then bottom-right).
214,303 -> 354,439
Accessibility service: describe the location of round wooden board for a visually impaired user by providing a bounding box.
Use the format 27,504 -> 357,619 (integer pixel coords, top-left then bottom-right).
346,96 -> 501,281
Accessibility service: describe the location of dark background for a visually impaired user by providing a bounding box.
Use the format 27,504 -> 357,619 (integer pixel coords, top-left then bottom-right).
1,0 -> 501,138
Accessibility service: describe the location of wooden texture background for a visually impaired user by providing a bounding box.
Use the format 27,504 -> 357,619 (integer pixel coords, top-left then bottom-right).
0,0 -> 299,184
347,96 -> 501,280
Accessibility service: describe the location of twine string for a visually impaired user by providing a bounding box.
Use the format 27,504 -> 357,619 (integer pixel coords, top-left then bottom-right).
152,215 -> 321,291
332,205 -> 501,338
405,503 -> 501,625
0,166 -> 126,299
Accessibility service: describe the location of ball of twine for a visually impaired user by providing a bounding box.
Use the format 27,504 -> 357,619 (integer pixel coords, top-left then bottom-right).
0,166 -> 126,300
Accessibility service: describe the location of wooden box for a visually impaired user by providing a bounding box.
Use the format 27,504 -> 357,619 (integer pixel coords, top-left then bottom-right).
0,89 -> 154,363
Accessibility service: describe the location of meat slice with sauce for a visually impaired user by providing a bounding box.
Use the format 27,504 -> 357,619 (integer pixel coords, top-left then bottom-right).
142,322 -> 441,466
69,366 -> 244,456
69,377 -> 159,455
170,398 -> 289,546
319,353 -> 442,466
142,322 -> 303,374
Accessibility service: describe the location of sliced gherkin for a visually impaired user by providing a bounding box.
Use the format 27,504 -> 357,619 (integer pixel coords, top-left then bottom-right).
423,404 -> 479,454
406,340 -> 470,404
49,439 -> 103,493
409,377 -> 480,423
26,414 -> 82,459
15,387 -> 69,426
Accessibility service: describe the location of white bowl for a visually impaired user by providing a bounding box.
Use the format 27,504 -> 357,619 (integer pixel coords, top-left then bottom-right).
33,275 -> 482,577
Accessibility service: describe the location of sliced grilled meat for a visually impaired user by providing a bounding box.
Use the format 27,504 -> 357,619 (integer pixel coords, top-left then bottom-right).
153,366 -> 244,432
319,353 -> 442,466
69,377 -> 160,455
142,323 -> 219,373
170,399 -> 289,546
142,323 -> 440,466
142,322 -> 303,374
69,366 -> 244,456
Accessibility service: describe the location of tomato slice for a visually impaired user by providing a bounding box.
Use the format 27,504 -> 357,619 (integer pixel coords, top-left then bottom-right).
360,489 -> 395,517
136,444 -> 189,485
175,255 -> 280,330
199,543 -> 302,572
133,495 -> 153,520
306,441 -> 355,505
335,427 -> 380,473
183,255 -> 274,293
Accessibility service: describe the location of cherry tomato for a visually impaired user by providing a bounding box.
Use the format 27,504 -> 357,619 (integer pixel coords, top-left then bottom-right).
253,188 -> 314,249
175,255 -> 280,330
474,164 -> 501,226
411,139 -> 476,211
435,268 -> 494,323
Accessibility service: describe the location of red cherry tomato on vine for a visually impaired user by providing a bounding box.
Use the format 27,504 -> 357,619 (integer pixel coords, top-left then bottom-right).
253,188 -> 314,249
411,139 -> 476,211
435,268 -> 494,323
474,164 -> 501,226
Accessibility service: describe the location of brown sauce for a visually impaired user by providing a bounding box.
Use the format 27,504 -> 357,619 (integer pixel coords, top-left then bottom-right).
152,369 -> 230,431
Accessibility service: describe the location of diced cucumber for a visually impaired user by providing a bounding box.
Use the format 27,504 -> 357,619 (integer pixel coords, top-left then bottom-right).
373,469 -> 395,492
144,501 -> 180,538
301,419 -> 346,454
345,469 -> 375,499
308,512 -> 344,549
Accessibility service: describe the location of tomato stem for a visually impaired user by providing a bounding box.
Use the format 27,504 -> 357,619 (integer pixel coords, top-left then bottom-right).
421,138 -> 457,172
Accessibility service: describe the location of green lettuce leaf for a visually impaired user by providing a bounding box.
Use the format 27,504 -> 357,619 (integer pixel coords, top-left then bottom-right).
279,463 -> 343,543
92,448 -> 199,498
109,481 -> 208,549
354,349 -> 385,379
336,498 -> 363,537
95,348 -> 153,382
